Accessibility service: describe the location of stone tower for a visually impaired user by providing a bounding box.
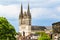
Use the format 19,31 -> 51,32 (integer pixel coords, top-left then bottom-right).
19,4 -> 31,36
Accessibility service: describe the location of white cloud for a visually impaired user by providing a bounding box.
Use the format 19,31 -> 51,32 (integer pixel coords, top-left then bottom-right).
19,0 -> 37,2
31,8 -> 50,19
0,5 -> 20,18
56,6 -> 60,12
0,4 -> 60,20
31,8 -> 60,19
50,14 -> 60,19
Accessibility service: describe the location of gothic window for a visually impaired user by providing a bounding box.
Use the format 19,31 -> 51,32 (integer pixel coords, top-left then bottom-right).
23,31 -> 25,36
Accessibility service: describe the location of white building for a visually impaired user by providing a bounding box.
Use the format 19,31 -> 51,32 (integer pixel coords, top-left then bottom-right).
19,3 -> 46,36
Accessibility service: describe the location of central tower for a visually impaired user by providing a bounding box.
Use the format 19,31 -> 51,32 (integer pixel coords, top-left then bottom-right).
19,4 -> 31,36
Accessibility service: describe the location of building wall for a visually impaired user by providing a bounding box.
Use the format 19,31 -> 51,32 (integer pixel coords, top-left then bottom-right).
52,22 -> 60,40
52,22 -> 60,33
19,25 -> 31,36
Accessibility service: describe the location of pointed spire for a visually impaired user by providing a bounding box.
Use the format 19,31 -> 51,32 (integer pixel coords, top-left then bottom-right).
27,3 -> 30,13
19,3 -> 23,19
27,3 -> 31,18
21,3 -> 23,14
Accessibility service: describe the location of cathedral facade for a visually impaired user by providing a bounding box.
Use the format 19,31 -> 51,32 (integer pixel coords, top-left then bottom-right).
19,4 -> 46,36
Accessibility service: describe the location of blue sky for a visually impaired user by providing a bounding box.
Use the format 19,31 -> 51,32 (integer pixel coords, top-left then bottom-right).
0,0 -> 60,32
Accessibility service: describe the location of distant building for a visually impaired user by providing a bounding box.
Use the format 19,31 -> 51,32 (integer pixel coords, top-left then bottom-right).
19,3 -> 46,36
52,22 -> 60,33
52,22 -> 60,40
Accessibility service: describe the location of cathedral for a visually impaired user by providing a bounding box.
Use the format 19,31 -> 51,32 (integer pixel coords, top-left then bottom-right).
19,4 -> 46,36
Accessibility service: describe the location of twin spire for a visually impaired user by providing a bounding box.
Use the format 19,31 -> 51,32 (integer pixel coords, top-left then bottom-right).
19,3 -> 31,19
20,3 -> 23,18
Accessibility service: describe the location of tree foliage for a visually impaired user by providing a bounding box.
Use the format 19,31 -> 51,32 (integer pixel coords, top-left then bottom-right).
35,32 -> 45,35
38,32 -> 51,40
0,17 -> 16,40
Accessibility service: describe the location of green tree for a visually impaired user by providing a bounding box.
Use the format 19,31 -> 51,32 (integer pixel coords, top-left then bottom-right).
38,32 -> 51,40
35,32 -> 45,35
35,32 -> 41,35
0,17 -> 16,40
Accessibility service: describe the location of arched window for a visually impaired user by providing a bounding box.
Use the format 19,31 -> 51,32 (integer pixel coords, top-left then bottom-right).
23,31 -> 25,36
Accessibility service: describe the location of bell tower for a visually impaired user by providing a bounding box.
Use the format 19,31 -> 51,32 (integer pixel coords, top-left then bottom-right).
19,3 -> 31,36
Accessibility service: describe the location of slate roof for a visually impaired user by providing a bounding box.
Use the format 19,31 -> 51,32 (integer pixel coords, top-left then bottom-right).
31,26 -> 46,31
52,22 -> 60,25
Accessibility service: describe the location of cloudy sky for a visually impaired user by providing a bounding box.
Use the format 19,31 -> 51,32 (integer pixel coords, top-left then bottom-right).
0,0 -> 60,32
